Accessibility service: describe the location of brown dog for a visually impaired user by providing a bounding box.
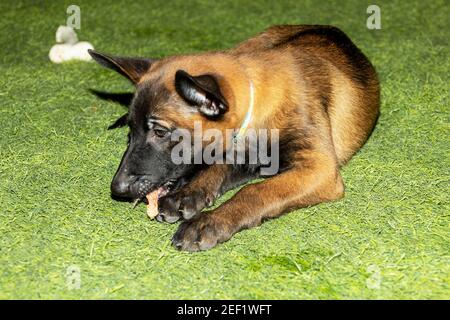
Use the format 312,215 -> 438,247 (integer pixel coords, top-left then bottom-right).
89,25 -> 379,251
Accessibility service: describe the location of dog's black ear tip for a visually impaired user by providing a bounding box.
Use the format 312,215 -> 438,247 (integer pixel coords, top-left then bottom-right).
174,70 -> 190,86
88,49 -> 108,61
88,49 -> 100,58
175,69 -> 188,77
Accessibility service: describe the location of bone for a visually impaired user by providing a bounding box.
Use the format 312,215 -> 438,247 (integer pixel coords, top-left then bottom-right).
146,191 -> 159,219
49,26 -> 94,63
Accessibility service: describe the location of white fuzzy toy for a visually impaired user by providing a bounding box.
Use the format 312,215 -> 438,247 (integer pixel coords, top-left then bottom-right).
49,26 -> 94,63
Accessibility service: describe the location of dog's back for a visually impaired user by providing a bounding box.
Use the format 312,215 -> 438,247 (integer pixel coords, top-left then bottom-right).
233,25 -> 380,165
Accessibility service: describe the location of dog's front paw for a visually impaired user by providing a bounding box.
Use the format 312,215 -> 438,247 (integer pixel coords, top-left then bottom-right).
171,214 -> 231,251
157,188 -> 214,223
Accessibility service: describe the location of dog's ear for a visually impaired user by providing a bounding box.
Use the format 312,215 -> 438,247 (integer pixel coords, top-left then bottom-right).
175,70 -> 228,118
88,50 -> 153,84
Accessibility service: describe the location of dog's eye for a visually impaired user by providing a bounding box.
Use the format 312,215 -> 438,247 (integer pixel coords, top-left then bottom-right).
153,128 -> 170,138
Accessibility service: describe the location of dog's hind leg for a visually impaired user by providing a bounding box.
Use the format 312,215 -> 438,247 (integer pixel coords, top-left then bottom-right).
171,150 -> 344,251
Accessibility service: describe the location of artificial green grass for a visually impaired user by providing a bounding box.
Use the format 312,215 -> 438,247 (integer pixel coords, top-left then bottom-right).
0,0 -> 448,299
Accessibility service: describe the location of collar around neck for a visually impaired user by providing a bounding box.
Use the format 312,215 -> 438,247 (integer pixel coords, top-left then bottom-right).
232,79 -> 255,143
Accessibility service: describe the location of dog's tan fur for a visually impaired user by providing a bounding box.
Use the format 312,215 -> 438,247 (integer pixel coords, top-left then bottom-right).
142,25 -> 379,166
90,25 -> 380,251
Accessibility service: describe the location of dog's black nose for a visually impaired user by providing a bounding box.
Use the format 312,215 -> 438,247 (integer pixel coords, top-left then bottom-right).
111,178 -> 131,198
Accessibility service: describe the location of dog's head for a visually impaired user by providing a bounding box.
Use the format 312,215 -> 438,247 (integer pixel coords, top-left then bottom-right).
89,50 -> 240,202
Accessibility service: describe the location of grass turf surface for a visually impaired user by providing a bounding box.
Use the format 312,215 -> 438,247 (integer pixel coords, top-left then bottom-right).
0,0 -> 449,299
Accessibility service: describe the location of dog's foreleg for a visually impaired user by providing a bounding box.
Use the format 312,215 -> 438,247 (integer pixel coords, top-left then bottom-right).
157,164 -> 258,222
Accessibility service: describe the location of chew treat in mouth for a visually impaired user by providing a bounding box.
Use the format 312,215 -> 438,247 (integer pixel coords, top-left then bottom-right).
144,183 -> 172,219
146,191 -> 159,219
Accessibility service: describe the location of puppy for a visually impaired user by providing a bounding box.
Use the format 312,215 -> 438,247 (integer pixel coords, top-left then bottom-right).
89,25 -> 379,251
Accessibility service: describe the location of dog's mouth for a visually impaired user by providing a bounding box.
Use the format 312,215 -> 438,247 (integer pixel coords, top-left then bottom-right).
133,179 -> 178,208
